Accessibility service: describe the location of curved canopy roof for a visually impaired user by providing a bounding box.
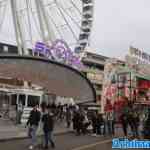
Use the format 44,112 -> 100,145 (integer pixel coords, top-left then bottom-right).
0,55 -> 96,103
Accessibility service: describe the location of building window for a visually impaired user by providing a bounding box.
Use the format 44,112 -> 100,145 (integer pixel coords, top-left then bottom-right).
3,46 -> 8,52
27,95 -> 40,107
96,95 -> 101,101
11,94 -> 17,106
94,84 -> 102,91
87,73 -> 103,81
19,94 -> 26,106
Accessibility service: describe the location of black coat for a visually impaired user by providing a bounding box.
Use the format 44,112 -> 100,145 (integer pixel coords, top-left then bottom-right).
27,110 -> 41,126
42,113 -> 54,132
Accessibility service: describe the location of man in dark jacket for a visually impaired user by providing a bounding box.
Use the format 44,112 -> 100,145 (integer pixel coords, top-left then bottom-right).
96,113 -> 104,135
91,112 -> 97,135
42,107 -> 55,149
26,104 -> 41,150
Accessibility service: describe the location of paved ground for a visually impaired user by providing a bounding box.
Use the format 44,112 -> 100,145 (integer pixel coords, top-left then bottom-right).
0,118 -> 72,141
0,132 -> 145,150
0,119 -> 146,150
0,132 -> 113,150
0,118 -> 125,141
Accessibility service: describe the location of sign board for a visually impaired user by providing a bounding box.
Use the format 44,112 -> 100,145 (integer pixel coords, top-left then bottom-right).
33,39 -> 84,69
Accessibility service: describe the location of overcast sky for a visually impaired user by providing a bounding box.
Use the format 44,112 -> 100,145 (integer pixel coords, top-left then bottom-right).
90,0 -> 150,59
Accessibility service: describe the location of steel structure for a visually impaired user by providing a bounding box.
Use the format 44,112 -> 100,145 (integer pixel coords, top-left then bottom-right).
0,0 -> 94,55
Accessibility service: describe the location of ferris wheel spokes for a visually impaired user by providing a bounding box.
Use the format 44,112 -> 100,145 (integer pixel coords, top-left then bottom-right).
0,0 -> 94,56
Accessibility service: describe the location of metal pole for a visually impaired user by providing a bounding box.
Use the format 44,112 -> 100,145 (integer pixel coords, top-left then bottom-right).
26,0 -> 33,46
38,0 -> 55,42
8,93 -> 12,118
117,73 -> 119,99
34,0 -> 47,42
55,1 -> 78,41
10,0 -> 28,55
18,13 -> 29,55
130,72 -> 132,101
10,0 -> 23,55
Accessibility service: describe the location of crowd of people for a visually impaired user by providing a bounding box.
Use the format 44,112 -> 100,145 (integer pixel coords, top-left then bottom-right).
25,102 -> 116,150
51,99 -> 150,140
25,99 -> 150,149
119,100 -> 150,139
45,102 -> 116,136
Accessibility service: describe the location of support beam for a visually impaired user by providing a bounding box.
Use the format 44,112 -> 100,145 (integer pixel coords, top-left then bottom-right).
10,0 -> 23,55
38,0 -> 55,42
10,0 -> 28,55
34,0 -> 46,42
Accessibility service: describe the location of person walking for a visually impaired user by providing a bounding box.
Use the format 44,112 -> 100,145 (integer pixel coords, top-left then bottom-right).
42,107 -> 55,149
120,112 -> 128,138
26,104 -> 41,150
16,101 -> 23,124
96,113 -> 104,135
127,106 -> 135,138
106,111 -> 115,136
66,106 -> 72,128
102,113 -> 107,136
75,111 -> 84,135
91,112 -> 97,136
82,112 -> 90,134
72,110 -> 78,132
132,111 -> 140,138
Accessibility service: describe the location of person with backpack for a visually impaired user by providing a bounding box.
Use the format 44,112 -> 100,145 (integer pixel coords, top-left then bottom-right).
26,104 -> 41,150
42,106 -> 55,149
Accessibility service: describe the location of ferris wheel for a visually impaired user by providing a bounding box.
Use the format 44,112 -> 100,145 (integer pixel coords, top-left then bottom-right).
0,0 -> 94,55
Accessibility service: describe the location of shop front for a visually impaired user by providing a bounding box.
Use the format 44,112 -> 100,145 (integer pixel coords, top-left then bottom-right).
136,76 -> 150,102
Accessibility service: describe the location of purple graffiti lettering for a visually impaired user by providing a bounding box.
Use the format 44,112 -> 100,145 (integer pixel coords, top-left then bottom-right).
33,39 -> 84,69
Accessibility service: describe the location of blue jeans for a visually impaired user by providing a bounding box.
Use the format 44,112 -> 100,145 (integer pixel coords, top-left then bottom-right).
44,131 -> 54,147
103,121 -> 107,135
107,120 -> 115,135
29,125 -> 38,146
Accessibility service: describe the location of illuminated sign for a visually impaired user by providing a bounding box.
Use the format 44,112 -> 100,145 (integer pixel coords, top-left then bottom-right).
33,39 -> 84,69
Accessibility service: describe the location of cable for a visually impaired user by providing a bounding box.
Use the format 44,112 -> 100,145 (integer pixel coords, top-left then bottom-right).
0,1 -> 7,32
26,0 -> 33,46
57,1 -> 80,29
69,0 -> 82,15
55,0 -> 78,41
46,8 -> 63,39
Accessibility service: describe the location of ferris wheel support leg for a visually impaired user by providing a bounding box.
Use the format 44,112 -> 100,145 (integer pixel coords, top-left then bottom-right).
10,0 -> 29,55
38,0 -> 55,42
10,0 -> 23,55
18,15 -> 29,55
34,0 -> 46,43
35,0 -> 55,43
